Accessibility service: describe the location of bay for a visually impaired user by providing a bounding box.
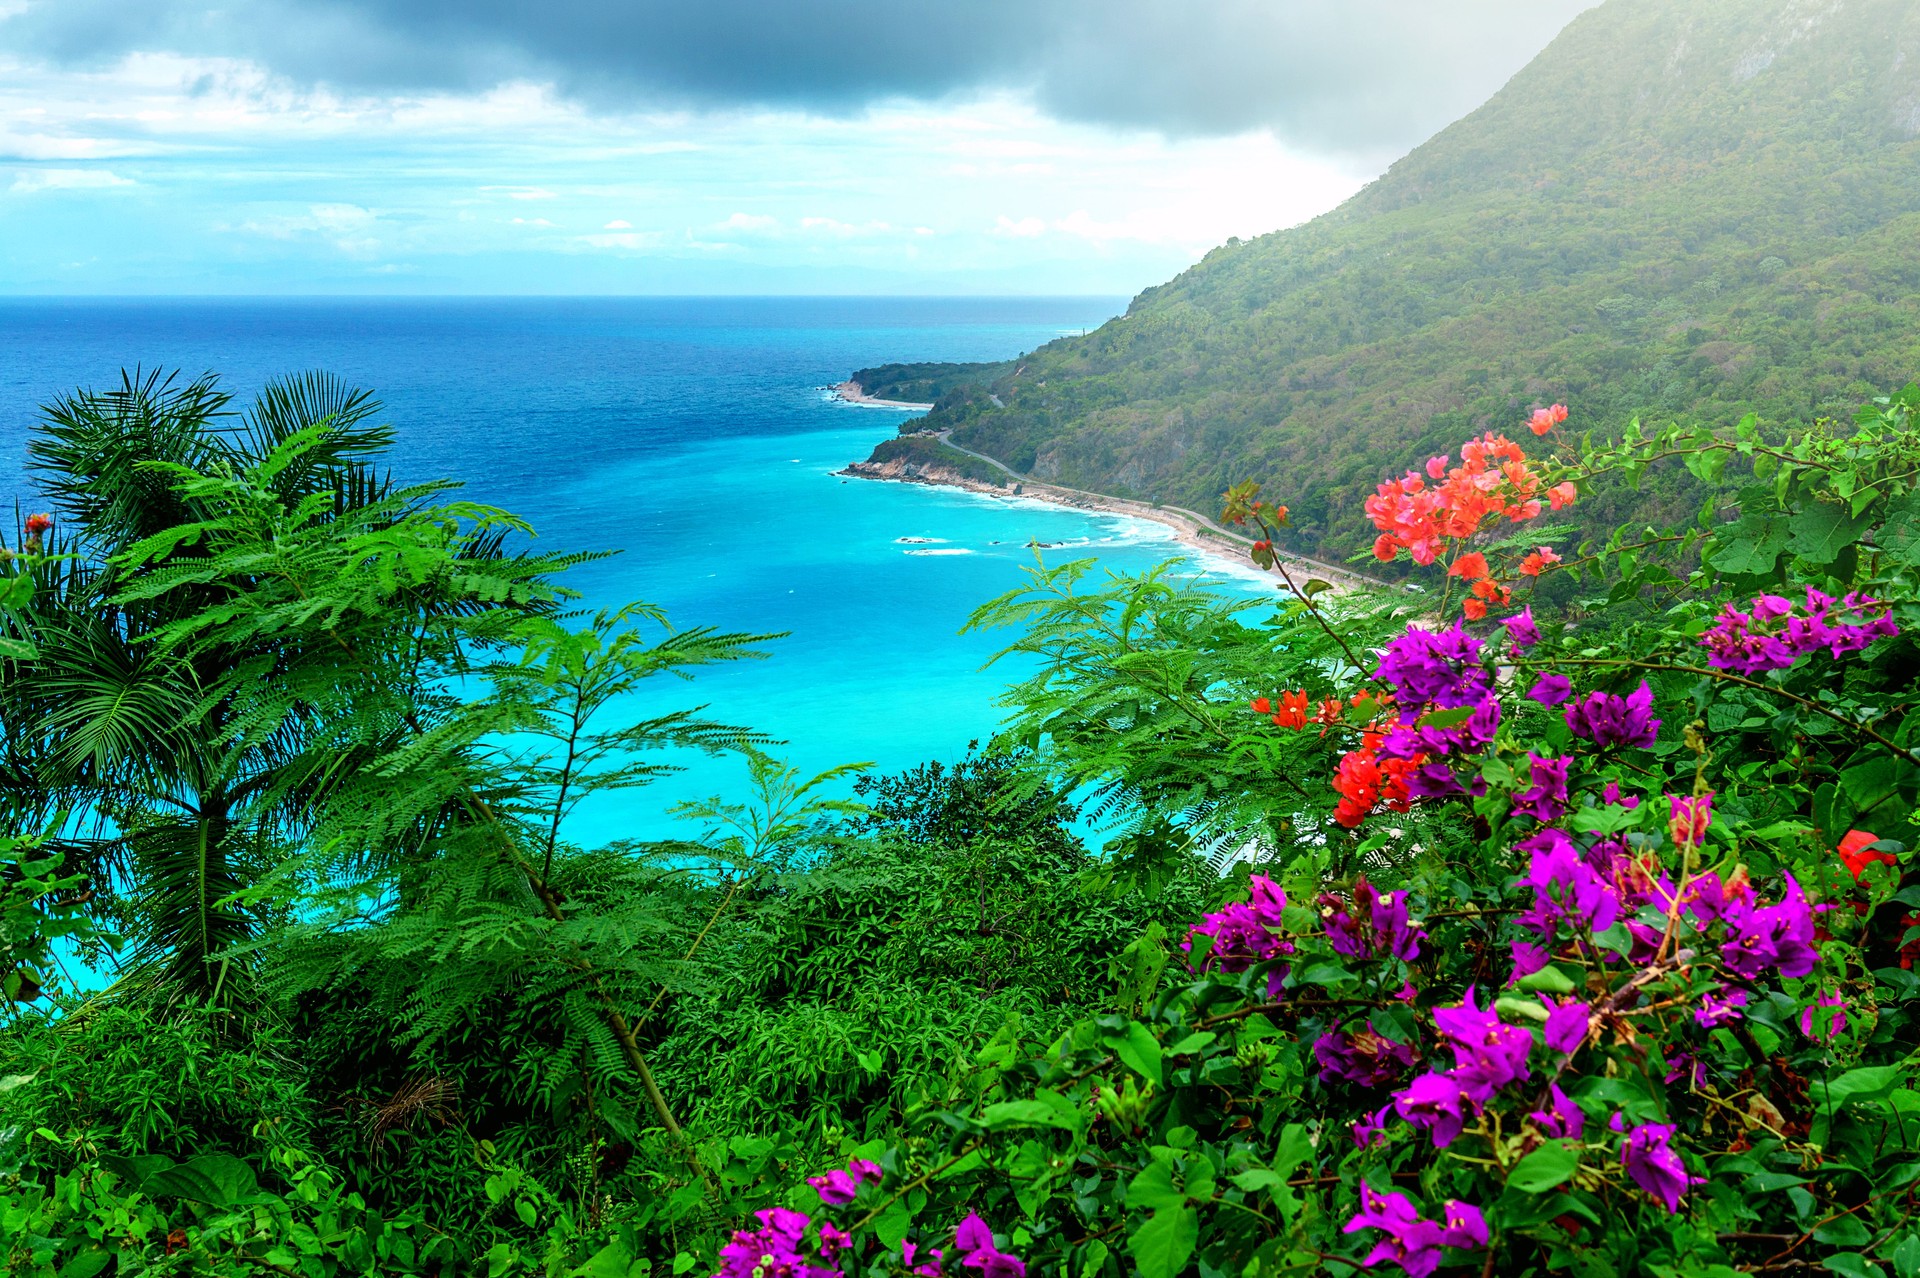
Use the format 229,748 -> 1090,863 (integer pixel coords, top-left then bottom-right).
0,297 -> 1274,843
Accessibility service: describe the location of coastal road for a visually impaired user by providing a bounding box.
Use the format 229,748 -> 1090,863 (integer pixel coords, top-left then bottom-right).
930,430 -> 1386,594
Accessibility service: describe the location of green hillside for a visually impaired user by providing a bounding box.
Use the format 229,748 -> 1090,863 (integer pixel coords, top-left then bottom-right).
896,0 -> 1920,561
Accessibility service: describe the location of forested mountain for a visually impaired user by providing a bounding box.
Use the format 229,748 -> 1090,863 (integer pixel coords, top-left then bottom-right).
894,0 -> 1920,561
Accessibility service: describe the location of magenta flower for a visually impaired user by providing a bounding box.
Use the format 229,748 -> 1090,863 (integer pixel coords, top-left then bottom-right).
902,1242 -> 944,1278
1542,997 -> 1590,1053
1720,875 -> 1819,980
1512,752 -> 1572,822
1315,1024 -> 1417,1087
1528,673 -> 1574,707
1611,1115 -> 1704,1213
1343,1184 -> 1488,1278
714,1208 -> 839,1278
1183,874 -> 1294,993
1374,623 -> 1492,710
806,1157 -> 883,1205
818,1223 -> 851,1260
1564,681 -> 1660,749
1601,781 -> 1640,809
1701,589 -> 1898,673
1667,793 -> 1713,849
1352,1104 -> 1392,1149
1694,987 -> 1748,1028
1321,879 -> 1427,961
1528,1082 -> 1586,1139
954,1214 -> 1025,1278
1508,940 -> 1552,985
1518,829 -> 1621,938
1393,1071 -> 1473,1148
1799,991 -> 1848,1041
1502,606 -> 1541,651
1433,988 -> 1534,1100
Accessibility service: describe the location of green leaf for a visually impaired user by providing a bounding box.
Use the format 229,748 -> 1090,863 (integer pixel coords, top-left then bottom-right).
1506,1141 -> 1581,1193
1128,1160 -> 1187,1212
1231,1168 -> 1282,1192
58,1250 -> 113,1278
1166,1031 -> 1217,1055
1295,961 -> 1357,988
1822,1066 -> 1903,1110
570,1240 -> 638,1278
1788,501 -> 1873,565
981,1091 -> 1082,1133
1517,966 -> 1577,995
874,1195 -> 917,1253
1102,1021 -> 1164,1086
1126,1205 -> 1198,1278
1821,1252 -> 1883,1278
1081,1240 -> 1110,1278
1416,706 -> 1477,730
1890,1233 -> 1920,1278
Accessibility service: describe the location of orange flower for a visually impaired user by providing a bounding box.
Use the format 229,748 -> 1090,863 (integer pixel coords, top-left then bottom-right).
1250,696 -> 1272,715
1548,481 -> 1579,511
1527,403 -> 1569,436
1462,598 -> 1488,620
1447,552 -> 1491,581
1518,546 -> 1562,577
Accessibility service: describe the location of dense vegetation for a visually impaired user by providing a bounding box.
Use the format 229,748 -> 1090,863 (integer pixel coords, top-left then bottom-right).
853,434 -> 1013,488
848,364 -> 1013,405
4,364 -> 1920,1277
874,0 -> 1920,567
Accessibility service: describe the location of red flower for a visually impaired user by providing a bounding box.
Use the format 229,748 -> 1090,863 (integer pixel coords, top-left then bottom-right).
23,513 -> 53,535
1837,829 -> 1895,881
1250,696 -> 1272,715
1271,690 -> 1310,730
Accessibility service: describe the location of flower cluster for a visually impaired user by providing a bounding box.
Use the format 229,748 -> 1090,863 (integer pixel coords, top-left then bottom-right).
1320,878 -> 1426,961
714,1208 -> 841,1278
806,1157 -> 881,1205
1562,681 -> 1661,749
1364,430 -> 1573,569
1181,874 -> 1293,993
1700,588 -> 1899,674
1343,1184 -> 1487,1278
713,1174 -> 1026,1278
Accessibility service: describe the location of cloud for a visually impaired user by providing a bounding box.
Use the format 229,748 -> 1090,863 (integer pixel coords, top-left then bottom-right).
718,211 -> 777,232
993,215 -> 1045,238
0,0 -> 1600,154
227,201 -> 381,255
602,218 -> 630,228
9,166 -> 135,191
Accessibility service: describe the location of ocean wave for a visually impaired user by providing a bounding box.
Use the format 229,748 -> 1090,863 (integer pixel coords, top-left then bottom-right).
905,547 -> 973,556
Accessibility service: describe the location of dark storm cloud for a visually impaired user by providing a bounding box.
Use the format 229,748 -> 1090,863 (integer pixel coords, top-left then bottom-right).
1,0 -> 1598,153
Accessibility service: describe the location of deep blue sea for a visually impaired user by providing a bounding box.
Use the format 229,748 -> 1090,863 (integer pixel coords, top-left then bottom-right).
0,298 -> 1272,843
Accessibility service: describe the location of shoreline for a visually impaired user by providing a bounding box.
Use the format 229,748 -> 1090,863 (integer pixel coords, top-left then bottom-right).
838,452 -> 1376,595
831,380 -> 936,411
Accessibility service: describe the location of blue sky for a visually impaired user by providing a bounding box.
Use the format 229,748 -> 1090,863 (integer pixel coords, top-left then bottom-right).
0,1 -> 1596,295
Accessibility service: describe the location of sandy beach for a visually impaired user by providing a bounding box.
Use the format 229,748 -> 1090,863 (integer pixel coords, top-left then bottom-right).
839,441 -> 1378,595
831,380 -> 936,411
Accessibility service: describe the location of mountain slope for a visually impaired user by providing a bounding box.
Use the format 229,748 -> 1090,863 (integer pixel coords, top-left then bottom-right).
892,0 -> 1920,562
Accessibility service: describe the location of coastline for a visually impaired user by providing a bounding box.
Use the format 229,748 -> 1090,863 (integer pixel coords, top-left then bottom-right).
831,380 -> 936,411
838,449 -> 1376,595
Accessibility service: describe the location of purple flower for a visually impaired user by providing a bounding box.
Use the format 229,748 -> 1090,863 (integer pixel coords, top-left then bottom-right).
1352,1104 -> 1392,1149
1601,781 -> 1640,809
1528,1082 -> 1586,1139
1667,793 -> 1713,849
1438,1201 -> 1488,1250
1184,873 -> 1294,991
715,1208 -> 839,1278
1433,988 -> 1534,1100
819,1224 -> 852,1260
1800,991 -> 1848,1041
1404,761 -> 1468,801
1664,1051 -> 1706,1088
1720,875 -> 1819,980
1320,880 -> 1426,961
1701,589 -> 1898,674
1564,681 -> 1660,749
902,1242 -> 944,1278
1393,1071 -> 1473,1148
955,1214 -> 1025,1278
1374,623 -> 1492,711
1502,606 -> 1541,651
1512,752 -> 1572,822
1693,987 -> 1748,1028
1508,940 -> 1552,985
1542,997 -> 1590,1053
1342,1184 -> 1447,1278
1528,674 -> 1574,707
1343,1184 -> 1487,1278
1611,1115 -> 1703,1213
1518,829 -> 1621,939
1315,1024 -> 1418,1087
806,1157 -> 883,1205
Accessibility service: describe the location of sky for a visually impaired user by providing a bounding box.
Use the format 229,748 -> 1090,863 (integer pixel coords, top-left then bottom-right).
0,0 -> 1598,295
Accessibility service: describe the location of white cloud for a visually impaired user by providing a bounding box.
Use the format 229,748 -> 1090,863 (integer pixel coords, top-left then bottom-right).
800,216 -> 894,238
511,216 -> 555,226
718,211 -> 777,232
602,218 -> 632,228
993,215 -> 1046,237
227,202 -> 381,256
577,229 -> 663,250
9,167 -> 136,193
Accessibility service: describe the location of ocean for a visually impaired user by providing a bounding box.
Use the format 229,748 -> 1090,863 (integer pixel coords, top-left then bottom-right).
0,297 -> 1273,844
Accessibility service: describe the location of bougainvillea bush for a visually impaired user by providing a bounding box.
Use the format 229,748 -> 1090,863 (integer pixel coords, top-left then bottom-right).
696,389 -> 1920,1278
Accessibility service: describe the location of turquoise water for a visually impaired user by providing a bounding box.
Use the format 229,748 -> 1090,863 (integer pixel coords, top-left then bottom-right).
0,298 -> 1275,842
